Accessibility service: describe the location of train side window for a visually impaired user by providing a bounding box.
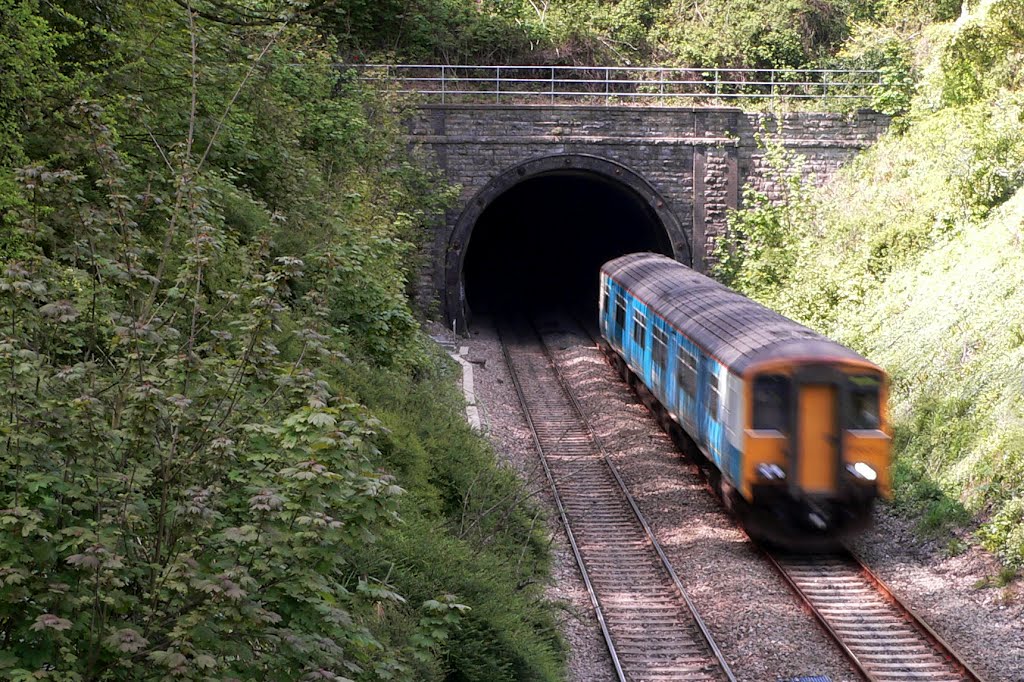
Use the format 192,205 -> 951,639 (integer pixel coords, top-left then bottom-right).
753,375 -> 790,431
652,325 -> 667,370
614,293 -> 626,329
707,368 -> 720,421
633,310 -> 647,350
676,346 -> 697,399
848,375 -> 881,429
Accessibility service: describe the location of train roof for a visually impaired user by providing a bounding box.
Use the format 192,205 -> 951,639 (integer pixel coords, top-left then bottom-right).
601,253 -> 876,375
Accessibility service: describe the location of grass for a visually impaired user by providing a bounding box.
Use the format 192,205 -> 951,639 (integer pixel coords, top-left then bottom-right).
839,188 -> 1024,567
337,345 -> 566,681
723,84 -> 1024,571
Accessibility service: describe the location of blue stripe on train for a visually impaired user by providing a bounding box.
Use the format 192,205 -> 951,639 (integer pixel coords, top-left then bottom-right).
600,276 -> 742,489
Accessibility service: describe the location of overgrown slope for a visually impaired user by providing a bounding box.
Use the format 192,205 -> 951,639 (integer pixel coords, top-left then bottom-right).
717,0 -> 1024,570
0,2 -> 563,679
327,0 -> 961,69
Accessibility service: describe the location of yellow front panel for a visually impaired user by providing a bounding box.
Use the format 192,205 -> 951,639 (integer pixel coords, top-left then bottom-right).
844,431 -> 892,498
798,384 -> 837,493
740,430 -> 786,500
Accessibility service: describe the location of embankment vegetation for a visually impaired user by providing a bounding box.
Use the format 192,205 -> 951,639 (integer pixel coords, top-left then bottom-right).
716,0 -> 1024,574
1,1 -> 562,679
328,0 -> 961,71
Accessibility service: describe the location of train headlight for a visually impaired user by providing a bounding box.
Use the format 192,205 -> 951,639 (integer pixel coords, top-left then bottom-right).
757,463 -> 786,480
847,462 -> 877,481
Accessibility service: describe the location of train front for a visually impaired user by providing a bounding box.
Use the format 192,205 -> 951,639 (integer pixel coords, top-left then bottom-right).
738,354 -> 892,542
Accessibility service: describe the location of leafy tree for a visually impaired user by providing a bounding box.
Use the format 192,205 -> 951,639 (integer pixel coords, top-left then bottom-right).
940,0 -> 1024,105
0,2 -> 562,680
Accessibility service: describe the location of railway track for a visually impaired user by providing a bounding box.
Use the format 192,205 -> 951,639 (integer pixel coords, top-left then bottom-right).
499,318 -> 735,682
766,549 -> 985,681
576,321 -> 985,682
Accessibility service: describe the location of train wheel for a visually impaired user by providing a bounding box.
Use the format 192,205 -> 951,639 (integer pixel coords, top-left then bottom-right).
720,478 -> 737,514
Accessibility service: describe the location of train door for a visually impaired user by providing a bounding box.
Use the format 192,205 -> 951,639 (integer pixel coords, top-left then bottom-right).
700,357 -> 723,466
599,277 -> 610,339
650,322 -> 668,399
792,368 -> 844,496
675,343 -> 698,429
610,289 -> 627,350
628,307 -> 647,373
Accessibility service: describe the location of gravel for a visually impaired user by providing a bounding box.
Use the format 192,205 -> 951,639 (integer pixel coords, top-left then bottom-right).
441,318 -> 1023,682
452,319 -> 615,682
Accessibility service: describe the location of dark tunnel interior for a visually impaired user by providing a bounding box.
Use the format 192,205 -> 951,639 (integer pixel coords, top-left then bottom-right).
462,171 -> 674,323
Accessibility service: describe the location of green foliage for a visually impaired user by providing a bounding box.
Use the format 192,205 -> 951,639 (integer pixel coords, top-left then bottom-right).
321,0 -> 927,74
0,1 -> 66,229
869,0 -> 962,27
339,355 -> 565,682
833,23 -> 915,117
978,497 -> 1024,568
0,128 -> 411,680
714,15 -> 1024,564
649,0 -> 858,69
939,0 -> 1024,105
714,134 -> 816,318
0,1 -> 562,679
327,0 -> 545,64
949,93 -> 1024,217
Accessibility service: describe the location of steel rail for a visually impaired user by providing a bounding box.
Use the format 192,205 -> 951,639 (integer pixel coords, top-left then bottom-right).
499,317 -> 735,682
581,315 -> 984,682
537,320 -> 736,681
498,323 -> 627,682
765,547 -> 986,682
344,63 -> 883,75
382,88 -> 874,100
341,63 -> 884,104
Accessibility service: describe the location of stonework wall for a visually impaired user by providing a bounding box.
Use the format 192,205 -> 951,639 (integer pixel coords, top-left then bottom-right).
406,104 -> 889,324
736,111 -> 891,200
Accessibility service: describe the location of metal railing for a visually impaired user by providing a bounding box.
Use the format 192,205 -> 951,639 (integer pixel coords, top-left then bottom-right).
341,64 -> 884,105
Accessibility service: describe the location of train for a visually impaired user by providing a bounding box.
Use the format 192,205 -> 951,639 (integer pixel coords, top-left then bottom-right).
599,253 -> 891,543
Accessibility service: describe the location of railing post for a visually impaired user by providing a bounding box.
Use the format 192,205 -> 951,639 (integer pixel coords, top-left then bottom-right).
551,67 -> 555,103
441,64 -> 446,104
715,68 -> 720,97
823,70 -> 829,99
606,67 -> 610,104
771,69 -> 776,99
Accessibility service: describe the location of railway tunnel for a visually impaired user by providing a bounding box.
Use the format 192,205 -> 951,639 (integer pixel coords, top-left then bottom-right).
456,158 -> 679,326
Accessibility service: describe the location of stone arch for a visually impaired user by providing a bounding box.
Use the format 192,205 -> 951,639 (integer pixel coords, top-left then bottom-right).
444,153 -> 688,330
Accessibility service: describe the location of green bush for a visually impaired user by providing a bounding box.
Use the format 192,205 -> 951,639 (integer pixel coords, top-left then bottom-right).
0,2 -> 561,679
939,0 -> 1024,105
715,35 -> 1024,565
714,135 -> 812,305
950,94 -> 1024,217
979,498 -> 1024,568
339,355 -> 565,682
832,23 -> 915,117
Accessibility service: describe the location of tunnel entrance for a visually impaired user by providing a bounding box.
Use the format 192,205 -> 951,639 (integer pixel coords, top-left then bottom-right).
457,160 -> 676,327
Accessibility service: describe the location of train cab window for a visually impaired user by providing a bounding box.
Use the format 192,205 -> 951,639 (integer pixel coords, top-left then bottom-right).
848,375 -> 881,429
652,325 -> 668,370
632,310 -> 647,350
753,375 -> 790,431
614,293 -> 626,330
676,347 -> 697,399
706,369 -> 720,421
600,280 -> 609,314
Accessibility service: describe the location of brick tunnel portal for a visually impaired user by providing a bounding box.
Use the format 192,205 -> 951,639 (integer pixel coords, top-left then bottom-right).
458,164 -> 676,326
